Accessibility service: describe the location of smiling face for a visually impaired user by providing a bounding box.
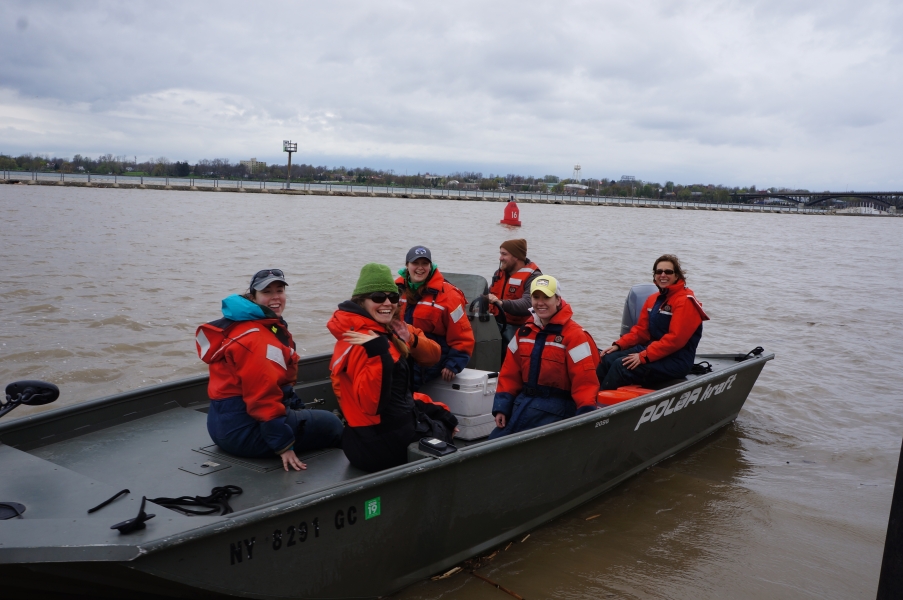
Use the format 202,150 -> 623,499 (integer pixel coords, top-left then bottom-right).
531,291 -> 561,322
407,257 -> 432,284
253,282 -> 286,317
499,247 -> 520,272
654,260 -> 679,288
364,297 -> 396,325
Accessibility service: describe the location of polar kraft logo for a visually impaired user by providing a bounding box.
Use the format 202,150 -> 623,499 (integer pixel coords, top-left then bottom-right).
634,374 -> 737,431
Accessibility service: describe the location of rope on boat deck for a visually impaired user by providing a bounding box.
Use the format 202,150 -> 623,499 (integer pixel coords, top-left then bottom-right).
87,488 -> 130,513
148,485 -> 243,516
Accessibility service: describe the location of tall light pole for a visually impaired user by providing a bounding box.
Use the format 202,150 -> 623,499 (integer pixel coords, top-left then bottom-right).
283,140 -> 297,187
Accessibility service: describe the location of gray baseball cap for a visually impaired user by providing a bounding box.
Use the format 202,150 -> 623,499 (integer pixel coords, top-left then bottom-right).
250,268 -> 288,292
405,246 -> 432,264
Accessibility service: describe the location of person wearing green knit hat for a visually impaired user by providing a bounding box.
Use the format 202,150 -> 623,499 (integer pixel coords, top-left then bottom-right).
395,246 -> 475,390
352,262 -> 398,296
326,263 -> 459,472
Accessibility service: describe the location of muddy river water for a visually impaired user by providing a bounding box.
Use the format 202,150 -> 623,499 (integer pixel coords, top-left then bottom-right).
2,185 -> 902,599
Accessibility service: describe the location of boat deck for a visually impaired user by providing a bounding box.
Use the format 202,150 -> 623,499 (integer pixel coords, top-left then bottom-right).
22,407 -> 367,516
7,354 -> 742,522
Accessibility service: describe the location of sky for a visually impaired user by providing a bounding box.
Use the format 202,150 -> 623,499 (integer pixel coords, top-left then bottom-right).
1,0 -> 901,189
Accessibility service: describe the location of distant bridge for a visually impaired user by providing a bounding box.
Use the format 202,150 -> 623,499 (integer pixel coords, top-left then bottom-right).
730,191 -> 903,209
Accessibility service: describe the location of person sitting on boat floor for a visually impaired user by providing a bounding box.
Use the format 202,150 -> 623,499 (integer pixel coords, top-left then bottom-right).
489,276 -> 601,439
395,245 -> 475,390
485,238 -> 542,362
197,269 -> 343,472
597,254 -> 710,390
328,263 -> 459,472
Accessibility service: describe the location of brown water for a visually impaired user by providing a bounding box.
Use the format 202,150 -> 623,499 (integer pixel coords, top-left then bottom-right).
2,186 -> 901,599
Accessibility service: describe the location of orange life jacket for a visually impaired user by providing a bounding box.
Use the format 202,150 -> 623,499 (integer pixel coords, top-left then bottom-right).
488,260 -> 540,326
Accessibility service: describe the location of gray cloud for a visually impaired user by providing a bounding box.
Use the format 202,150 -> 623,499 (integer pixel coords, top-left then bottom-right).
1,0 -> 901,188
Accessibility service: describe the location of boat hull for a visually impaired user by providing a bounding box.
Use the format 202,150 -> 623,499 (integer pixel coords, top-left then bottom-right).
0,353 -> 769,599
145,356 -> 765,598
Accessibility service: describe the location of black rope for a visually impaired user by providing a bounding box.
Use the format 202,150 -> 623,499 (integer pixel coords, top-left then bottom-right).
690,361 -> 713,375
148,485 -> 243,516
87,489 -> 130,514
735,346 -> 765,362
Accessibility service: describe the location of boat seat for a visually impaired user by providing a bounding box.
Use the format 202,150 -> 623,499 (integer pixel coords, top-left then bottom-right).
644,377 -> 688,390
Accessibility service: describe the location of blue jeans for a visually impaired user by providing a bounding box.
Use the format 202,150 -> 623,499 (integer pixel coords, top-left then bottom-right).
207,396 -> 343,458
597,346 -> 689,390
488,392 -> 575,439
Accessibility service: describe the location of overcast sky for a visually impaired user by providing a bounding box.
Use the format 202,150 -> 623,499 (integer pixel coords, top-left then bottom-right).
2,0 -> 901,188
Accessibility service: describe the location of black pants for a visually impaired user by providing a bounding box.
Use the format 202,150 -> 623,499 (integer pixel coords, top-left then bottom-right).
342,406 -> 455,473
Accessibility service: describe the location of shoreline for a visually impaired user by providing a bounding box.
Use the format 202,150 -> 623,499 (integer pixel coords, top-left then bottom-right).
3,176 -> 898,218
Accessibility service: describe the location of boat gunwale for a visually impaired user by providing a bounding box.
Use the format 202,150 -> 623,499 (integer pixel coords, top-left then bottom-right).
135,352 -> 773,557
0,352 -> 773,562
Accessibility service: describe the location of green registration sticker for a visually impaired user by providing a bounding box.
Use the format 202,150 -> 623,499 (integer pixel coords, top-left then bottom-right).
365,497 -> 381,520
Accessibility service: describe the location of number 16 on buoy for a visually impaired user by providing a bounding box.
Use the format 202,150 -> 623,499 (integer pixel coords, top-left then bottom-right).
500,197 -> 522,226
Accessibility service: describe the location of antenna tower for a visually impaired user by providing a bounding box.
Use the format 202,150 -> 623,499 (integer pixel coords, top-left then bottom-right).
572,164 -> 581,181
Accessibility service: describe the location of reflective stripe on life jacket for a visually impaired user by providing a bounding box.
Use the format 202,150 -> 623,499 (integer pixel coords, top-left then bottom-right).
494,300 -> 600,415
396,270 -> 475,375
488,261 -> 540,326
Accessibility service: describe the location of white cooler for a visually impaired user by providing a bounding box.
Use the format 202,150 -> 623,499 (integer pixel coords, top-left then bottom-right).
419,368 -> 498,416
454,413 -> 496,440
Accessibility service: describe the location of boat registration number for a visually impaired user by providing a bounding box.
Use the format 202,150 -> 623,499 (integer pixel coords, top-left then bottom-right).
228,497 -> 379,566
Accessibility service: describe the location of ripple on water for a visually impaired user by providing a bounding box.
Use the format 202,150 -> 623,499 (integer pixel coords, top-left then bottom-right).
86,315 -> 148,331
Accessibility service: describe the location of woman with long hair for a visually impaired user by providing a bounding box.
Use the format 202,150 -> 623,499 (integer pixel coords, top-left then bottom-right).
327,263 -> 458,472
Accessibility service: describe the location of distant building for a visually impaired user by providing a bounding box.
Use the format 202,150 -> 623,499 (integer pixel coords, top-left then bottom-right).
564,183 -> 589,195
240,158 -> 266,173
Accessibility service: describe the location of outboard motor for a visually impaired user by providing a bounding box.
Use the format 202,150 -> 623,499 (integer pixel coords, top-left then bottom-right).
620,283 -> 658,335
438,273 -> 503,373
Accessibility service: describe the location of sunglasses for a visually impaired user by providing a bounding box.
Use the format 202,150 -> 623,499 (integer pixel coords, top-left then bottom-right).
252,269 -> 285,280
654,269 -> 675,275
367,291 -> 400,304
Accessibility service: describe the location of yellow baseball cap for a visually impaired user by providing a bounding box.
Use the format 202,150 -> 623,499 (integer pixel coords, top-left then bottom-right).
530,276 -> 560,297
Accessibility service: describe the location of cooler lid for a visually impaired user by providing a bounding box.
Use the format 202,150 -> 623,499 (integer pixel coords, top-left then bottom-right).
453,368 -> 497,384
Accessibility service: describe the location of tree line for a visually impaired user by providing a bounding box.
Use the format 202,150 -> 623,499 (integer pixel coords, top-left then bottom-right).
0,152 -> 805,201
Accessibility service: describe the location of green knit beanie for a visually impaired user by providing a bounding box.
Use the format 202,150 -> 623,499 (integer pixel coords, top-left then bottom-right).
353,263 -> 398,296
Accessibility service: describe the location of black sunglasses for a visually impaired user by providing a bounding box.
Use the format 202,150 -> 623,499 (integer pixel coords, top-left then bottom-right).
654,269 -> 675,275
253,269 -> 285,280
368,291 -> 400,304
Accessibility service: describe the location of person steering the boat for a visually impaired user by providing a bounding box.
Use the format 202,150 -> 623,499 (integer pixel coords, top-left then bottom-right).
489,276 -> 600,439
597,254 -> 710,390
327,263 -> 459,472
197,269 -> 344,472
485,239 -> 542,359
395,245 -> 475,390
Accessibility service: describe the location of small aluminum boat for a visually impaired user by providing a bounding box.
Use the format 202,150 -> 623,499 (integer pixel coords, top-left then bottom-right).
0,276 -> 772,599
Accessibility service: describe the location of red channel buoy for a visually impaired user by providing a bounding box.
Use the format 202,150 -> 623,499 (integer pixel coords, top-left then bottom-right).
500,200 -> 522,226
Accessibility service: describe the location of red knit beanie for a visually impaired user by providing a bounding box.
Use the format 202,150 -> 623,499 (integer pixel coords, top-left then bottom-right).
500,239 -> 527,262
